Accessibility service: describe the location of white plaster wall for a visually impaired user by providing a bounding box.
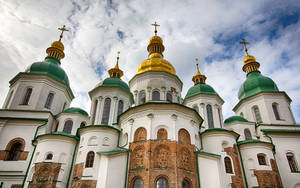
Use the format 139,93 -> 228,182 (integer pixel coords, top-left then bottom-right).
235,93 -> 294,125
224,122 -> 256,141
239,143 -> 274,188
201,132 -> 237,154
268,134 -> 300,188
129,71 -> 183,105
184,94 -> 224,129
24,136 -> 76,188
89,87 -> 132,125
5,75 -> 72,114
103,153 -> 127,188
198,156 -> 221,188
56,113 -> 90,135
119,104 -> 201,146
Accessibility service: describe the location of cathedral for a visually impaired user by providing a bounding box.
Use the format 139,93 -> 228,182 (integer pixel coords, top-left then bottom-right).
0,24 -> 300,188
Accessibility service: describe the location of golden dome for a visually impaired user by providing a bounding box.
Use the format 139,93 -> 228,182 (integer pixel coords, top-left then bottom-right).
243,55 -> 256,64
51,41 -> 64,51
136,57 -> 176,75
149,35 -> 163,44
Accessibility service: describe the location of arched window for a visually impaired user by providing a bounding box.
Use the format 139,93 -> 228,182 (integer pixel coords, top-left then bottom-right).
253,106 -> 262,122
157,128 -> 168,140
272,103 -> 280,120
240,112 -> 244,117
156,177 -> 168,188
85,151 -> 95,168
133,178 -> 143,188
178,129 -> 191,144
193,105 -> 199,113
152,91 -> 160,101
7,142 -> 22,161
139,91 -> 146,104
257,153 -> 267,165
166,92 -> 172,102
46,153 -> 53,160
63,120 -> 73,134
44,93 -> 54,109
101,98 -> 111,124
206,104 -> 214,128
21,88 -> 32,105
286,152 -> 298,172
80,122 -> 86,128
182,179 -> 190,188
244,128 -> 252,140
224,157 -> 233,173
117,100 -> 124,117
134,127 -> 147,142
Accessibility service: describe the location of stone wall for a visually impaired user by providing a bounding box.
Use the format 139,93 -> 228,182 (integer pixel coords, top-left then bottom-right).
71,162 -> 97,188
254,159 -> 282,188
128,140 -> 198,188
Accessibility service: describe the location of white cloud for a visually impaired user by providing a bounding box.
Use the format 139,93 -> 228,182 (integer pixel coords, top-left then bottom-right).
0,0 -> 300,122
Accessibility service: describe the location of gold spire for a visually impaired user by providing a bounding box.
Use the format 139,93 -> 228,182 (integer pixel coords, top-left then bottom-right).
108,51 -> 123,79
239,39 -> 260,75
136,22 -> 176,75
151,21 -> 160,36
192,58 -> 206,85
46,25 -> 69,61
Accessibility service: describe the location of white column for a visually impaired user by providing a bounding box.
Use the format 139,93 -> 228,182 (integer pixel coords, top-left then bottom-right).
134,90 -> 138,106
161,87 -> 166,100
95,97 -> 103,124
147,87 -> 152,101
109,96 -> 118,125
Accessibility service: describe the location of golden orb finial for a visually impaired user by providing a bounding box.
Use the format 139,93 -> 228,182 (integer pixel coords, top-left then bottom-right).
239,39 -> 260,75
46,25 -> 69,61
108,51 -> 123,79
151,21 -> 160,36
192,58 -> 206,85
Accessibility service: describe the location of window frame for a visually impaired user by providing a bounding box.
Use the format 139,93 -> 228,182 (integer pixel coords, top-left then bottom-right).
224,156 -> 234,174
272,102 -> 281,120
44,92 -> 54,109
101,97 -> 111,124
63,119 -> 73,134
85,151 -> 95,168
21,87 -> 33,105
206,104 -> 214,128
286,152 -> 299,173
257,153 -> 267,165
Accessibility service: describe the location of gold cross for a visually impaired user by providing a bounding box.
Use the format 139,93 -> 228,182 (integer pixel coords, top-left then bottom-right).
151,21 -> 160,35
58,25 -> 69,41
240,39 -> 249,56
117,51 -> 120,61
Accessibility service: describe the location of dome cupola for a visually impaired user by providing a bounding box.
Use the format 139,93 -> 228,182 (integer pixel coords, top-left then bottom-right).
238,39 -> 279,100
136,22 -> 176,75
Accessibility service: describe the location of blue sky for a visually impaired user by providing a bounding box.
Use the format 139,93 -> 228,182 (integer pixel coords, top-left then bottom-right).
0,0 -> 300,122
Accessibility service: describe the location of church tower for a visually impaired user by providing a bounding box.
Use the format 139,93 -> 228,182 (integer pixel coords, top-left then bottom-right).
233,39 -> 296,125
183,59 -> 224,129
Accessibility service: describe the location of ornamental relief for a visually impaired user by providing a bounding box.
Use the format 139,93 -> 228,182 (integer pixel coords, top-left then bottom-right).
179,147 -> 191,170
132,146 -> 145,168
154,144 -> 169,168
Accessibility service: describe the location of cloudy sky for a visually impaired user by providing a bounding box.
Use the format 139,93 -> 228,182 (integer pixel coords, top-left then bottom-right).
0,0 -> 300,122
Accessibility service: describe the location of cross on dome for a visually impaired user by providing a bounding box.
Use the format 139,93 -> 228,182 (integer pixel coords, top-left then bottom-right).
151,21 -> 160,35
58,25 -> 69,41
240,39 -> 249,56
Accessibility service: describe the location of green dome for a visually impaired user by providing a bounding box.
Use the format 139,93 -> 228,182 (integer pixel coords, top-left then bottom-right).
185,83 -> 217,99
238,71 -> 279,100
98,77 -> 131,93
26,57 -> 69,86
64,107 -> 89,117
224,116 -> 248,124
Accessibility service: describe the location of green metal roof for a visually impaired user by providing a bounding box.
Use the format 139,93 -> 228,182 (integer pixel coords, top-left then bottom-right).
26,57 -> 70,86
185,83 -> 217,99
63,107 -> 89,117
238,71 -> 279,100
224,116 -> 248,124
98,77 -> 131,93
